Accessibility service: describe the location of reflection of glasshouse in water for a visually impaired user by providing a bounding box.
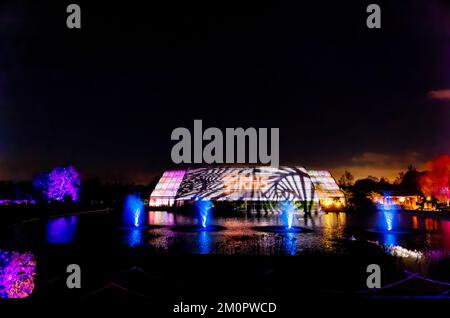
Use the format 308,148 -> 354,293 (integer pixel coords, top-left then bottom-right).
149,167 -> 345,210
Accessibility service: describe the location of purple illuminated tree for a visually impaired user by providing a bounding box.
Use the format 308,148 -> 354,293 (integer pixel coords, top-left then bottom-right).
34,166 -> 80,202
0,250 -> 36,298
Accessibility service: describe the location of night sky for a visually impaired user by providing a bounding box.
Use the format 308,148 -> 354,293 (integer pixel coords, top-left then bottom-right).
1,0 -> 449,182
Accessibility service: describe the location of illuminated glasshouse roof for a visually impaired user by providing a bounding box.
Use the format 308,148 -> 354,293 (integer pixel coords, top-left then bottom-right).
149,167 -> 345,207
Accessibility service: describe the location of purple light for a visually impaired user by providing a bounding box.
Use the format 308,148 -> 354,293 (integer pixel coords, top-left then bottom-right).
0,200 -> 35,205
46,166 -> 80,202
46,216 -> 78,244
0,250 -> 36,298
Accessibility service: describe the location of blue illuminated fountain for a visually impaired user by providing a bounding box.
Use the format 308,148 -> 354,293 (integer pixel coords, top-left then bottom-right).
253,199 -> 309,234
280,200 -> 296,230
376,193 -> 398,235
171,198 -> 224,232
123,194 -> 145,227
364,196 -> 414,246
196,198 -> 212,229
379,206 -> 398,246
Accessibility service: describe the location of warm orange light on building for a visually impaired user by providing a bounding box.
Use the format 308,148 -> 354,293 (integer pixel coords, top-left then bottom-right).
223,174 -> 269,195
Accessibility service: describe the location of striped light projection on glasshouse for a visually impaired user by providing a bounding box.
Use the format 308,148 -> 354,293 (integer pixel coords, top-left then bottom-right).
149,167 -> 345,211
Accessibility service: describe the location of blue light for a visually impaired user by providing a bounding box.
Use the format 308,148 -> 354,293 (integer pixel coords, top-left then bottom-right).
382,211 -> 397,245
285,232 -> 297,256
384,233 -> 397,246
198,231 -> 212,254
384,211 -> 394,231
195,199 -> 212,228
378,193 -> 397,232
280,200 -> 295,229
378,203 -> 399,246
46,216 -> 78,244
127,228 -> 144,247
123,194 -> 145,227
382,192 -> 395,211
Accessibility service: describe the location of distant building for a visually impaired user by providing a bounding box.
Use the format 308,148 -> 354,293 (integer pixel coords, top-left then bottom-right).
370,191 -> 435,211
149,167 -> 345,211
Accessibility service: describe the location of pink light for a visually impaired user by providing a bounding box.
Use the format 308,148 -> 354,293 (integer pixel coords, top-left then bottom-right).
0,250 -> 36,298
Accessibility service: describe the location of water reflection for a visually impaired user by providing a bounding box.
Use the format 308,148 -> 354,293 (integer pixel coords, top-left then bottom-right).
383,233 -> 397,246
46,216 -> 78,244
424,218 -> 438,231
127,228 -> 144,247
148,211 -> 176,226
411,216 -> 419,230
7,210 -> 450,259
319,213 -> 347,251
122,211 -> 450,257
285,232 -> 297,256
198,231 -> 212,254
443,221 -> 450,251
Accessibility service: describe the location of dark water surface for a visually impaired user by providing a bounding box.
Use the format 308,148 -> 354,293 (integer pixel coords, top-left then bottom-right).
1,210 -> 450,301
4,210 -> 450,258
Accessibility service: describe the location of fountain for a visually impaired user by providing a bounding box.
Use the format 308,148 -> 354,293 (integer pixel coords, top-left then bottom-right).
253,200 -> 313,234
171,198 -> 224,232
123,194 -> 145,227
280,200 -> 295,229
196,198 -> 212,228
365,203 -> 412,239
